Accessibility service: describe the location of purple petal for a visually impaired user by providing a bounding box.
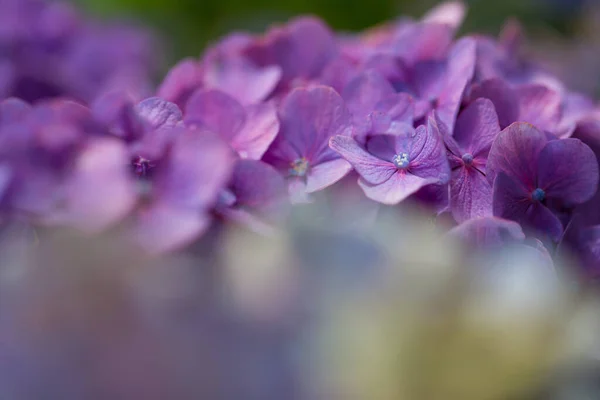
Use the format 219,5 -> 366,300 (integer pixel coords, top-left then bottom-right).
135,97 -> 182,130
358,172 -> 437,205
203,60 -> 281,105
0,98 -> 30,125
558,92 -> 595,138
450,167 -> 493,223
329,135 -> 396,185
156,59 -> 203,108
537,138 -> 599,204
454,97 -> 500,157
391,22 -> 454,65
366,134 -> 397,161
228,160 -> 288,218
525,203 -> 564,242
184,89 -> 246,141
436,37 -> 476,132
91,91 -> 143,140
305,158 -> 352,193
517,84 -> 561,134
376,92 -> 414,124
342,70 -> 395,135
486,122 -> 547,189
64,139 -> 135,233
409,117 -> 450,182
288,178 -> 312,204
270,86 -> 352,163
154,129 -> 235,209
470,78 -> 519,129
134,204 -> 211,255
231,102 -> 279,160
411,61 -> 446,101
448,216 -> 526,248
243,16 -> 336,83
492,171 -> 531,223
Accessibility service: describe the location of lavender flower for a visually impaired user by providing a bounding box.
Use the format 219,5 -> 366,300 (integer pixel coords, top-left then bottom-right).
263,86 -> 353,202
0,0 -> 157,103
329,116 -> 449,204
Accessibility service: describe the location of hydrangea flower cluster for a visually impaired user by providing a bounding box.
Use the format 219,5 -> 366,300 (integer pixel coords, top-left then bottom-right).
1,1 -> 600,277
0,0 -> 157,102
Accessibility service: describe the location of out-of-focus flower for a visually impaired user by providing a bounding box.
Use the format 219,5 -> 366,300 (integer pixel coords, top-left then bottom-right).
487,122 -> 599,241
0,0 -> 157,103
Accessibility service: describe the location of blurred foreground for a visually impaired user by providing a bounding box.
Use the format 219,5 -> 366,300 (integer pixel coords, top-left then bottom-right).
1,202 -> 600,399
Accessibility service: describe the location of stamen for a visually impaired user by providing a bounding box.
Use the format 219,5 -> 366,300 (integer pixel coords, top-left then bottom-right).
531,188 -> 546,202
393,152 -> 410,169
289,158 -> 309,177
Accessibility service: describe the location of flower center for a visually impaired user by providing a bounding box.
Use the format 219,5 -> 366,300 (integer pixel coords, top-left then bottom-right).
532,188 -> 546,202
133,156 -> 153,177
393,152 -> 410,169
462,153 -> 474,166
289,158 -> 309,177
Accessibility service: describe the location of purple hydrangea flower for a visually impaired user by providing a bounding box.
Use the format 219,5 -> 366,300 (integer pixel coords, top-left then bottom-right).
132,128 -> 235,254
487,122 -> 599,241
329,116 -> 449,204
263,86 -> 353,202
0,0 -> 157,103
184,89 -> 279,160
444,98 -> 501,222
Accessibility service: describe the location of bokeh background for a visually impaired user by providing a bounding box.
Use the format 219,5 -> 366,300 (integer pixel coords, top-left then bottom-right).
71,0 -> 589,67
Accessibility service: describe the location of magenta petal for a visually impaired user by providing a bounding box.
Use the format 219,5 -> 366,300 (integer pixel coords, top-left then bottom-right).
408,117 -> 450,182
135,204 -> 211,255
450,167 -> 493,223
135,97 -> 182,130
436,37 -> 476,132
448,216 -> 525,248
203,60 -> 281,105
492,171 -> 530,222
64,139 -> 135,233
470,78 -> 519,129
155,129 -> 235,209
273,86 -> 352,162
329,135 -> 396,185
306,158 -> 352,193
184,89 -> 246,141
537,138 -> 599,204
358,172 -> 436,205
525,203 -> 564,242
156,58 -> 203,107
454,97 -> 500,157
517,84 -> 561,134
231,102 -> 279,160
486,122 -> 547,188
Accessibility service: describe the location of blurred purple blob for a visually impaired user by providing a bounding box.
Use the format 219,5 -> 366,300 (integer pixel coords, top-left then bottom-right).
0,0 -> 158,103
